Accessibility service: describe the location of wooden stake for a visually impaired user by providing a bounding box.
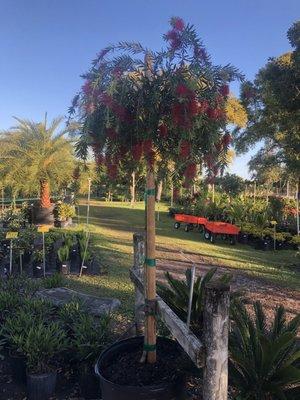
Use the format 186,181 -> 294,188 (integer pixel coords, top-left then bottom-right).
145,169 -> 156,363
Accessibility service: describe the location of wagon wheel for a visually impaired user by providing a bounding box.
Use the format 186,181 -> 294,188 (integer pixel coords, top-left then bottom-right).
204,231 -> 211,240
174,222 -> 181,229
184,224 -> 190,232
198,225 -> 204,233
230,235 -> 236,245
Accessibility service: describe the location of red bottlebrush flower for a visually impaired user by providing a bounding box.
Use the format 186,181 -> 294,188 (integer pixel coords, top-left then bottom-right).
132,142 -> 143,161
84,102 -> 95,114
194,46 -> 207,61
222,133 -> 232,147
214,141 -> 223,153
188,98 -> 198,116
197,100 -> 209,114
172,103 -> 183,126
82,80 -> 94,96
106,128 -> 118,140
207,108 -> 220,120
183,163 -> 197,187
179,140 -> 191,159
171,17 -> 185,31
158,124 -> 168,138
95,153 -> 105,166
212,166 -> 219,176
220,84 -> 229,97
166,29 -> 179,42
176,84 -> 193,98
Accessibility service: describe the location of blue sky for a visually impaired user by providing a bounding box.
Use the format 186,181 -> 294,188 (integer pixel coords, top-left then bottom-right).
0,0 -> 298,178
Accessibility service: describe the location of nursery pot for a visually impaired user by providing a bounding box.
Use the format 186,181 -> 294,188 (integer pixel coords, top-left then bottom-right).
27,371 -> 57,400
33,264 -> 43,278
95,336 -> 186,400
60,261 -> 70,275
9,352 -> 27,384
79,364 -> 100,399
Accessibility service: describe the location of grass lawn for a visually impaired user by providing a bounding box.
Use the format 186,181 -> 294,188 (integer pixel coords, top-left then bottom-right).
66,199 -> 299,320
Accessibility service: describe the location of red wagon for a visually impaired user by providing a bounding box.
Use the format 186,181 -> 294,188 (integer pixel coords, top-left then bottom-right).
174,214 -> 207,232
204,221 -> 240,244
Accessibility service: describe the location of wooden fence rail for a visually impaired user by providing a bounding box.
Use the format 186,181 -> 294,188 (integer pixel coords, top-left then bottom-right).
130,232 -> 230,400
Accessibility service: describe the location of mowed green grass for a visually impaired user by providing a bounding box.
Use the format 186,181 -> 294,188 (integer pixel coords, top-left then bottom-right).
66,200 -> 300,319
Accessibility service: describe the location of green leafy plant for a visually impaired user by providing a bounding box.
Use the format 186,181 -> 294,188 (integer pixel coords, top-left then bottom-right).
33,249 -> 44,264
53,202 -> 76,222
0,290 -> 22,322
71,314 -> 111,366
158,267 -> 233,335
58,300 -> 86,331
43,273 -> 65,289
57,245 -> 70,263
229,300 -> 300,400
16,322 -> 69,374
22,298 -> 55,319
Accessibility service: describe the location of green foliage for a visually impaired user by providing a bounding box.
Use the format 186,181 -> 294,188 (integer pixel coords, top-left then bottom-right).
71,313 -> 111,364
158,267 -> 233,335
215,173 -> 246,197
53,201 -> 76,221
229,300 -> 300,400
0,291 -> 22,322
57,245 -> 70,263
0,116 -> 75,199
236,22 -> 300,175
57,300 -> 86,329
43,273 -> 65,289
16,322 -> 69,374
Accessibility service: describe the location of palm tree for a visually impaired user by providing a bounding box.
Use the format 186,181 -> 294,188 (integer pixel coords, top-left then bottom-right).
0,116 -> 74,209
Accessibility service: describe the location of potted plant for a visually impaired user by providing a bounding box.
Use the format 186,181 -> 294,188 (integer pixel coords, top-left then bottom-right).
71,314 -> 111,399
2,309 -> 34,384
70,16 -> 242,398
53,201 -> 76,228
57,245 -> 70,274
17,321 -> 68,400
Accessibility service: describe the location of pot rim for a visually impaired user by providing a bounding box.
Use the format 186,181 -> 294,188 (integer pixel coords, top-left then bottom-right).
26,370 -> 57,378
95,336 -> 183,390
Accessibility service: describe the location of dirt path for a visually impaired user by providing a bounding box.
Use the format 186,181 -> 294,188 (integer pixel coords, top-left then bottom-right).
156,245 -> 300,321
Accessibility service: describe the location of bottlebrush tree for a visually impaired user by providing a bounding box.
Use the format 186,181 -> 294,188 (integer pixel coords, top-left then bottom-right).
69,17 -> 242,363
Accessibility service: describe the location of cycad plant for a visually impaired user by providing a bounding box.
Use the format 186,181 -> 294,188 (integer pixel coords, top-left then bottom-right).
229,300 -> 300,400
157,267 -> 232,335
0,116 -> 74,208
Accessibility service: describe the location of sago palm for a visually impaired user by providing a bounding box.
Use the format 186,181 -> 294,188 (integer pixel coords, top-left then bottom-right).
0,116 -> 74,208
229,300 -> 300,400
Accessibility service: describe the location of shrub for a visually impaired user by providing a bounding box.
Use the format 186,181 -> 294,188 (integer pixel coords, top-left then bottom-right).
158,267 -> 234,336
43,273 -> 64,289
71,314 -> 111,366
57,245 -> 70,263
16,322 -> 69,374
229,300 -> 300,400
53,202 -> 76,222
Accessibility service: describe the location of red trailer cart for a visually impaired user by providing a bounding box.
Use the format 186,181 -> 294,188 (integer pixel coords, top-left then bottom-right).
174,214 -> 207,232
204,221 -> 240,244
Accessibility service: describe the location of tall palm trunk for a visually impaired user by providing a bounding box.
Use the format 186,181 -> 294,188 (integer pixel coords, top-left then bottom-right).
40,180 -> 51,208
130,171 -> 136,207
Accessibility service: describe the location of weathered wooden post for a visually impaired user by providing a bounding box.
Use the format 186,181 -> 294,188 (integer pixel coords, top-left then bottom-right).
203,282 -> 230,400
133,233 -> 145,335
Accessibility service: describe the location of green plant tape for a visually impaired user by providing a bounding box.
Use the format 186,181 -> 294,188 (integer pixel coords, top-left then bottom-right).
145,258 -> 156,267
143,343 -> 156,351
145,188 -> 155,196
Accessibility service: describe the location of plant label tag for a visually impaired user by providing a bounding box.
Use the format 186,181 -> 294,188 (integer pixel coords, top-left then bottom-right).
37,226 -> 50,233
6,232 -> 18,239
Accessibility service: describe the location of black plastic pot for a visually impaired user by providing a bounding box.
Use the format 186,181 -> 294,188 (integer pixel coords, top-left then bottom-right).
95,336 -> 185,400
27,371 -> 57,400
9,352 -> 27,384
79,365 -> 100,399
33,264 -> 43,278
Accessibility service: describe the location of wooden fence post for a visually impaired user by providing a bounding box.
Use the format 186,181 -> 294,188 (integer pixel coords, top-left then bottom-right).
203,282 -> 230,400
133,233 -> 145,335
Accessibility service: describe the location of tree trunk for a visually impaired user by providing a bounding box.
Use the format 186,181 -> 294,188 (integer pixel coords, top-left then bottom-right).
40,180 -> 51,208
130,171 -> 136,207
156,180 -> 163,202
145,169 -> 156,363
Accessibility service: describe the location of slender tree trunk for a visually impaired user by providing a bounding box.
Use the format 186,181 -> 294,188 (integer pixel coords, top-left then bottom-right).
156,179 -> 163,202
130,171 -> 136,207
145,169 -> 156,363
40,180 -> 51,208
